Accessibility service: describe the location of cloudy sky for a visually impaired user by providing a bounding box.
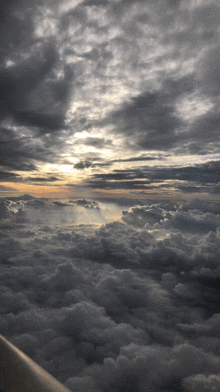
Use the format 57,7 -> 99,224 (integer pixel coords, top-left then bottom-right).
1,0 -> 220,200
1,1 -> 220,392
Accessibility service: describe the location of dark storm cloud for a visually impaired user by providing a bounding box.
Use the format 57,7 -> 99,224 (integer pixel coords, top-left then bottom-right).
0,0 -> 75,178
0,0 -> 74,124
26,176 -> 60,183
85,160 -> 220,194
0,128 -> 38,171
0,126 -> 67,172
98,72 -> 220,155
94,28 -> 220,154
0,171 -> 20,181
0,43 -> 73,130
187,110 -> 220,154
102,90 -> 183,151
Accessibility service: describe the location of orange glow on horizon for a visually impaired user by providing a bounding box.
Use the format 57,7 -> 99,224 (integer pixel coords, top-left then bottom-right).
0,183 -> 71,198
0,182 -> 217,202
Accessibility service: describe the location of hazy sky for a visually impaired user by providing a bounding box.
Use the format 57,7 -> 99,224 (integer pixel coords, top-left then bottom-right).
1,0 -> 220,200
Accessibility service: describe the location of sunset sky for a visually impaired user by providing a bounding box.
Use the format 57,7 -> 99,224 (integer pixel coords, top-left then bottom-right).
1,0 -> 220,200
2,2 -> 220,391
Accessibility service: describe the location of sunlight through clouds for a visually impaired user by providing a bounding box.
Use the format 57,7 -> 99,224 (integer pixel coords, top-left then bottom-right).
1,1 -> 220,391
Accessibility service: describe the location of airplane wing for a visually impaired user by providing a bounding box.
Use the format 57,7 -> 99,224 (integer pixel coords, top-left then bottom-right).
0,334 -> 192,392
0,334 -> 71,392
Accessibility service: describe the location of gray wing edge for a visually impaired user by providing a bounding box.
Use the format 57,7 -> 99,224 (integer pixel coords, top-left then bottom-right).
0,334 -> 72,392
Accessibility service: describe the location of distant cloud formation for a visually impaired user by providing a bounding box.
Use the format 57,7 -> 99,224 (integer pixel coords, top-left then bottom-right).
1,196 -> 220,391
83,160 -> 220,197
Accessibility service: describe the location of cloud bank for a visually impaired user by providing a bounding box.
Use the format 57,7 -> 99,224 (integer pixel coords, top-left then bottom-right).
1,196 -> 220,391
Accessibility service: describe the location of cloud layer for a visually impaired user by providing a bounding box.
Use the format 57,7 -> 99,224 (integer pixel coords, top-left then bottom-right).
1,0 -> 220,198
1,196 -> 220,391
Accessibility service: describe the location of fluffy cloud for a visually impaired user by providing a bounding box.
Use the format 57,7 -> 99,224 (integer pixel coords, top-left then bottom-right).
183,373 -> 220,392
1,195 -> 220,391
66,343 -> 220,392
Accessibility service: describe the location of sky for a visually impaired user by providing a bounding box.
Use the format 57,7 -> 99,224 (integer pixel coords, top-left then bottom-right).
1,1 -> 220,392
1,0 -> 220,200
